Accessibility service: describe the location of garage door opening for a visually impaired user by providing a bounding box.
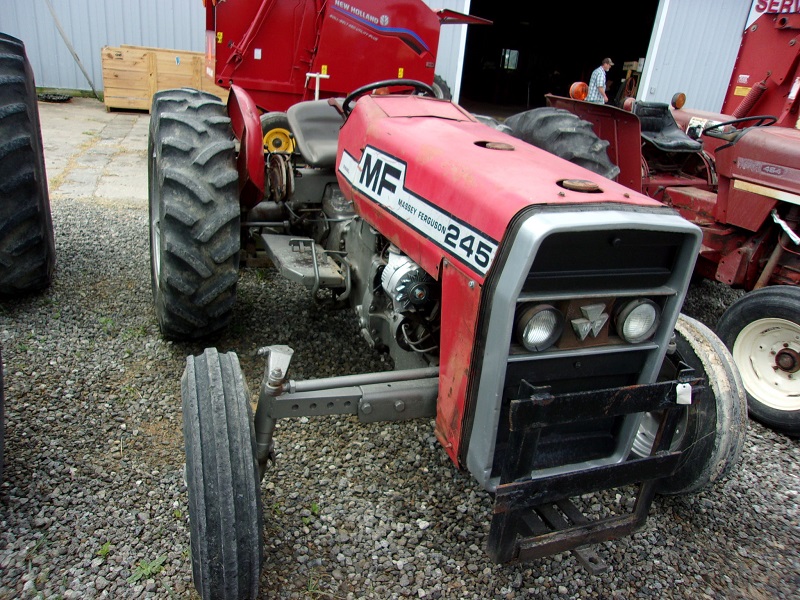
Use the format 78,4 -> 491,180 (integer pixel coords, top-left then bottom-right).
458,1 -> 659,119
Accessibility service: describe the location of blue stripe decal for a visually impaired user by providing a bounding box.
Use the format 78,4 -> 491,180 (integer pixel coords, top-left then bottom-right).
331,5 -> 430,52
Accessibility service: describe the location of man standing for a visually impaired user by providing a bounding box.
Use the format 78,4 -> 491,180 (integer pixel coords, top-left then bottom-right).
587,58 -> 613,104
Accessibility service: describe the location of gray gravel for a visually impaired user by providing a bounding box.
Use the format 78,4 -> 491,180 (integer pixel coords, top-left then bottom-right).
1,102 -> 799,599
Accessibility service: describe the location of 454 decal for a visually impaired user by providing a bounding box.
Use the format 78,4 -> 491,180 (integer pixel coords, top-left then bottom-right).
339,146 -> 498,276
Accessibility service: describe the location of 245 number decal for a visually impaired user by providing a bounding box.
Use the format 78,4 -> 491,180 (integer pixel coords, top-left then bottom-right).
444,223 -> 496,271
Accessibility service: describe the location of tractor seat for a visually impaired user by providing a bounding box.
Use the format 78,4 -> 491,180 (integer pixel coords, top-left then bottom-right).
286,99 -> 345,168
633,101 -> 702,153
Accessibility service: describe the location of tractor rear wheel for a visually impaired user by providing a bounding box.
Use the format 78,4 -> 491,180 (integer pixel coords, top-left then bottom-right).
182,348 -> 263,600
148,88 -> 240,340
632,314 -> 747,495
504,107 -> 620,180
716,286 -> 800,436
0,33 -> 55,295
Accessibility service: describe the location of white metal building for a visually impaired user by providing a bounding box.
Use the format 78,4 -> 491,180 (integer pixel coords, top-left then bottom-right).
639,0 -> 753,110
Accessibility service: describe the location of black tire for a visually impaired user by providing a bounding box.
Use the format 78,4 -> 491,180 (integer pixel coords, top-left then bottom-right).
148,88 -> 240,340
260,112 -> 295,153
632,314 -> 747,495
716,286 -> 800,436
0,33 -> 55,295
432,74 -> 452,100
182,348 -> 263,600
0,345 -> 5,484
503,107 -> 620,180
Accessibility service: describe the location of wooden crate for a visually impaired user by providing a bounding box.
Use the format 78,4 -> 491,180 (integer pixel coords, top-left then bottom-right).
101,45 -> 229,111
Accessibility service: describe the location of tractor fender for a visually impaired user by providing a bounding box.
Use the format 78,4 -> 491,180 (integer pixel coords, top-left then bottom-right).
227,84 -> 265,209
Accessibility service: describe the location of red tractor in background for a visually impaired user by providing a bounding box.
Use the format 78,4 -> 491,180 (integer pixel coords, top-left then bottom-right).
202,0 -> 487,171
505,8 -> 800,436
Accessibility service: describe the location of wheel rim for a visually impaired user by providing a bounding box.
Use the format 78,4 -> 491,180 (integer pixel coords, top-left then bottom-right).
149,146 -> 161,293
150,211 -> 161,292
631,409 -> 687,457
263,127 -> 295,153
732,317 -> 800,411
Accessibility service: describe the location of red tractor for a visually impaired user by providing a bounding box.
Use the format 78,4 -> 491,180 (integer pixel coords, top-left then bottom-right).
148,3 -> 747,598
505,8 -> 800,436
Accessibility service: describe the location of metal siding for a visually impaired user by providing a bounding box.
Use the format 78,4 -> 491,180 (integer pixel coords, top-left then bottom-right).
640,0 -> 752,111
0,0 -> 206,92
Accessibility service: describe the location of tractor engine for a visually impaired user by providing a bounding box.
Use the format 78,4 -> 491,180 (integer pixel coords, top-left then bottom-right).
314,196 -> 442,371
345,228 -> 440,371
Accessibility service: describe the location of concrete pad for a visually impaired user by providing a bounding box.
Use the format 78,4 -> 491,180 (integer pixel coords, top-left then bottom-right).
37,97 -> 150,206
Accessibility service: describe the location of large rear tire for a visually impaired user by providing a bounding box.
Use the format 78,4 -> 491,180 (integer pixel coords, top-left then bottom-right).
1,345 -> 5,483
632,314 -> 747,495
716,286 -> 800,436
504,107 -> 620,180
148,88 -> 240,339
182,348 -> 263,600
0,33 -> 55,295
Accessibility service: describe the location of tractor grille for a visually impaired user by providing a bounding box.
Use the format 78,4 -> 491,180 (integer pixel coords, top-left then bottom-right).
523,229 -> 683,294
465,205 -> 701,491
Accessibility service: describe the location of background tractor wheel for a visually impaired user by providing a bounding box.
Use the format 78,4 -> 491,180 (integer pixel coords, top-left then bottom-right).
148,88 -> 240,340
632,314 -> 747,495
260,112 -> 295,154
0,33 -> 55,295
504,107 -> 620,180
183,349 -> 263,600
716,286 -> 800,436
432,74 -> 452,100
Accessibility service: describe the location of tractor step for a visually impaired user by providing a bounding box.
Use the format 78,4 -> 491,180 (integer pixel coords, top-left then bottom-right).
259,233 -> 345,292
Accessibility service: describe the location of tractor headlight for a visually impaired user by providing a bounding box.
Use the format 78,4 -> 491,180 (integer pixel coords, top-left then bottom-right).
515,304 -> 564,352
616,299 -> 660,343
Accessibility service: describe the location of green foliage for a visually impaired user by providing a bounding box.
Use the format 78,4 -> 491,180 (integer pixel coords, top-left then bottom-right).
127,555 -> 167,583
98,316 -> 115,335
97,541 -> 111,558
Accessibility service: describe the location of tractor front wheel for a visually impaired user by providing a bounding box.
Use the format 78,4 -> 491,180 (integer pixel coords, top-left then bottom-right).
0,33 -> 55,295
504,107 -> 620,181
148,88 -> 240,339
716,286 -> 800,436
182,348 -> 263,600
632,314 -> 747,495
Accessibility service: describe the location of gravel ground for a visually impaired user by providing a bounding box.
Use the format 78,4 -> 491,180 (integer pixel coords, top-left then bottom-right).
1,100 -> 799,600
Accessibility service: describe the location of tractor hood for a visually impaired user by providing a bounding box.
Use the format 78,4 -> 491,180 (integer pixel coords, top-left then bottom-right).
337,95 -> 664,281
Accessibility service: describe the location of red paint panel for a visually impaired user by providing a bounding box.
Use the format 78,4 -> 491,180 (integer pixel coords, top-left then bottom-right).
313,0 -> 441,93
546,95 -> 643,193
662,186 -> 719,225
725,184 -> 778,232
227,85 -> 265,208
338,95 -> 660,273
212,0 -> 321,111
435,261 -> 482,466
207,0 -> 442,112
717,126 -> 800,194
722,12 -> 800,127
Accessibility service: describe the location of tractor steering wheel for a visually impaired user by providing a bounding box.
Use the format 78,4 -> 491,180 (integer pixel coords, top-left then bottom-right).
342,79 -> 437,116
702,114 -> 778,136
